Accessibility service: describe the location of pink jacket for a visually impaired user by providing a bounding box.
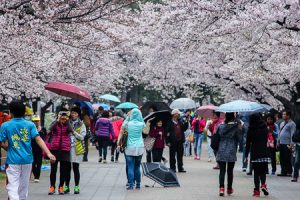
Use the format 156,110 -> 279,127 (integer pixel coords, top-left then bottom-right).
192,119 -> 206,133
49,122 -> 72,151
110,116 -> 124,140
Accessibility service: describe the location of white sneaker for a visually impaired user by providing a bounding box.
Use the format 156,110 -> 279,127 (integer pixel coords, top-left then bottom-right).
208,158 -> 212,162
103,160 -> 107,164
34,179 -> 39,183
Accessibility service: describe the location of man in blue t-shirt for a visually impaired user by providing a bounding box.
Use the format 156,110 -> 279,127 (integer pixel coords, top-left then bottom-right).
0,100 -> 55,200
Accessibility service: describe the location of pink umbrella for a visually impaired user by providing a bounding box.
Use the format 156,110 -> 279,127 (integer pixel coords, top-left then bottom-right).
45,82 -> 91,101
196,105 -> 218,118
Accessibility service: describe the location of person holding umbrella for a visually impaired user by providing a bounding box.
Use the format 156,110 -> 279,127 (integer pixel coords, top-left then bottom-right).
166,109 -> 189,173
149,119 -> 166,162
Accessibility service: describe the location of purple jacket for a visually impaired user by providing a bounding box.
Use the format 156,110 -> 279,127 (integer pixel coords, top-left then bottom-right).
95,118 -> 115,139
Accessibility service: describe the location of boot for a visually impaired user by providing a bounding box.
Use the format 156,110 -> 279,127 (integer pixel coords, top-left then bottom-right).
219,187 -> 225,196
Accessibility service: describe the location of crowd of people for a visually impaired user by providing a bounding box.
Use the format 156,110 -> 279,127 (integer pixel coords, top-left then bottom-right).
0,100 -> 299,199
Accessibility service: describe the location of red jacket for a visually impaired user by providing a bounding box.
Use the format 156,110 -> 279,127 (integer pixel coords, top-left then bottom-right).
192,119 -> 206,133
110,116 -> 124,140
209,118 -> 224,136
149,126 -> 165,149
49,122 -> 72,151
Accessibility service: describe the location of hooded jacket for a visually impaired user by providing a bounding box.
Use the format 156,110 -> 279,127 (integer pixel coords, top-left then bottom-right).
95,118 -> 115,139
216,122 -> 242,162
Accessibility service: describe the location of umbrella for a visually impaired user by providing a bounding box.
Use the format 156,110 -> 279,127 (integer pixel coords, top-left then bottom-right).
92,103 -> 110,110
144,110 -> 171,125
170,98 -> 196,110
71,100 -> 94,116
100,94 -> 121,103
297,98 -> 300,103
45,82 -> 91,101
196,105 -> 218,118
116,102 -> 138,109
141,162 -> 180,187
216,100 -> 265,113
141,102 -> 171,117
260,104 -> 273,111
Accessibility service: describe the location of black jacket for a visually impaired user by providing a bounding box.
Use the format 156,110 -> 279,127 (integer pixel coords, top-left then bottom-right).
166,118 -> 189,145
245,123 -> 270,161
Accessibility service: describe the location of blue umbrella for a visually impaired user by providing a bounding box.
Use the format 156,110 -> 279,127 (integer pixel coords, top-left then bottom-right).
216,100 -> 265,113
116,102 -> 138,109
71,100 -> 94,116
92,103 -> 110,110
100,94 -> 121,103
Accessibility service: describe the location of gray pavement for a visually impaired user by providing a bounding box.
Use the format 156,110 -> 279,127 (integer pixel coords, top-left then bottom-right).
1,146 -> 300,200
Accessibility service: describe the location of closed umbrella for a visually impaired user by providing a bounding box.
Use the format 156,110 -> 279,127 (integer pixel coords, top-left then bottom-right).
216,100 -> 265,113
196,105 -> 218,118
45,82 -> 91,101
116,102 -> 138,109
170,98 -> 196,110
141,162 -> 180,187
100,94 -> 121,103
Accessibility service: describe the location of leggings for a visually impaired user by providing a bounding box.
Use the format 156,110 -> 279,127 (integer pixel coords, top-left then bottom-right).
50,161 -> 69,187
218,162 -> 235,189
65,162 -> 80,187
32,151 -> 43,179
253,162 -> 267,190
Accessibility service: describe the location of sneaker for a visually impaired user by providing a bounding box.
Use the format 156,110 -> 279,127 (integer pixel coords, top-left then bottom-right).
103,160 -> 107,164
64,186 -> 70,194
194,156 -> 197,160
98,157 -> 102,163
253,189 -> 260,197
227,188 -> 234,195
219,187 -> 225,196
208,158 -> 212,162
242,168 -> 246,172
74,186 -> 80,194
271,171 -> 276,175
196,156 -> 200,160
291,177 -> 298,182
34,179 -> 39,183
126,186 -> 134,190
261,184 -> 269,196
58,186 -> 64,195
48,186 -> 55,195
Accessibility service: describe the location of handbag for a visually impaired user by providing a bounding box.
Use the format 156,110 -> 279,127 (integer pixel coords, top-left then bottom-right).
144,136 -> 156,151
75,139 -> 85,155
188,134 -> 194,143
119,126 -> 128,153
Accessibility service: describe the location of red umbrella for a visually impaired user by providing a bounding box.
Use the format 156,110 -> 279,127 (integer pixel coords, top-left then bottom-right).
196,105 -> 218,118
45,82 -> 91,101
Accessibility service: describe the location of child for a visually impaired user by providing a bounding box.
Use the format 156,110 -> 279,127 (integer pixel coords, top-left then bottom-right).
0,100 -> 55,200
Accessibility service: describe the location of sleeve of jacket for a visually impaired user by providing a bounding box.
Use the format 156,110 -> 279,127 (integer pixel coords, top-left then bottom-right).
165,122 -> 171,144
245,129 -> 252,158
191,119 -> 196,130
109,122 -> 115,140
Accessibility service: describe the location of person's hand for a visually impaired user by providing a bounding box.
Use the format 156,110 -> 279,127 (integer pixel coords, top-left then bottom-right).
47,153 -> 56,164
159,131 -> 162,135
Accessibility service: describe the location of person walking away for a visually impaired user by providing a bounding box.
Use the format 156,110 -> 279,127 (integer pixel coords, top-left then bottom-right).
146,106 -> 157,162
183,119 -> 192,157
205,118 -> 214,162
0,100 -> 55,200
110,112 -> 124,162
245,114 -> 270,197
31,115 -> 47,183
291,119 -> 300,182
95,111 -> 115,163
149,120 -> 165,162
82,107 -> 91,162
64,107 -> 86,194
277,110 -> 296,177
209,111 -> 224,170
48,111 -> 72,195
166,109 -> 189,173
215,112 -> 241,196
266,114 -> 279,175
123,109 -> 145,190
192,115 -> 206,160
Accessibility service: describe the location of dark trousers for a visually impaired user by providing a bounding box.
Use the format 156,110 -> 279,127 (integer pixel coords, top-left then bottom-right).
50,161 -> 69,187
146,150 -> 152,163
32,151 -> 43,179
111,142 -> 119,161
65,162 -> 80,187
269,147 -> 277,173
152,148 -> 164,162
83,138 -> 89,161
279,144 -> 293,175
169,142 -> 184,171
293,145 -> 300,178
218,162 -> 235,189
97,136 -> 110,160
253,162 -> 267,190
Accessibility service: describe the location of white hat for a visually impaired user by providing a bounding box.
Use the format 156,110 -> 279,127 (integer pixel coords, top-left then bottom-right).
171,109 -> 181,115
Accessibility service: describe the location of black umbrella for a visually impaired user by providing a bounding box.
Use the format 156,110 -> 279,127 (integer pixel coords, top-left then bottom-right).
144,110 -> 171,126
141,162 -> 180,187
141,102 -> 171,117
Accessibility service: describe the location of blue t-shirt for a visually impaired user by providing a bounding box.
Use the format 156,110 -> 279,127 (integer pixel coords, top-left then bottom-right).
0,118 -> 39,164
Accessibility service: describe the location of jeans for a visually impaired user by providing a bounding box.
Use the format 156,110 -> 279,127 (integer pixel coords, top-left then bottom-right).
293,145 -> 300,178
218,162 -> 235,189
184,140 -> 191,156
207,136 -> 213,159
194,133 -> 203,157
126,155 -> 143,188
97,136 -> 110,160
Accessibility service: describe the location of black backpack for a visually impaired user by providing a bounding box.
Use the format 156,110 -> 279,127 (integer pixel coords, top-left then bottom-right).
292,130 -> 300,143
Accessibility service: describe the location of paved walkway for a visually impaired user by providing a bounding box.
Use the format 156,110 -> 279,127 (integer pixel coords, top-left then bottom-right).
1,146 -> 300,200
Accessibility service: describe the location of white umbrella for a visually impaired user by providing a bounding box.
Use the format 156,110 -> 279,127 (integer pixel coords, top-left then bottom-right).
170,98 -> 196,110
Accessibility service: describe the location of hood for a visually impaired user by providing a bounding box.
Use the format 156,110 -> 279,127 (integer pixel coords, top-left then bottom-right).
219,122 -> 238,137
129,108 -> 144,122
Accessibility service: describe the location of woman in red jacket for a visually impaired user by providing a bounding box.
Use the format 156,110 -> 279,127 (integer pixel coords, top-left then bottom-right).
48,112 -> 73,195
192,115 -> 206,160
149,120 -> 165,162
